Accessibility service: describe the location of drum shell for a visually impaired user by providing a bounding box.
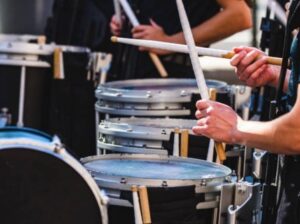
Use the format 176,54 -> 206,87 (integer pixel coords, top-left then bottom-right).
0,65 -> 51,131
0,127 -> 107,224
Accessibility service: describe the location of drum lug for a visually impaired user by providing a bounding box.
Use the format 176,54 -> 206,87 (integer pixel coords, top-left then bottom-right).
180,90 -> 188,97
200,180 -> 207,187
146,91 -> 152,98
162,181 -> 168,187
120,178 -> 127,184
54,145 -> 65,154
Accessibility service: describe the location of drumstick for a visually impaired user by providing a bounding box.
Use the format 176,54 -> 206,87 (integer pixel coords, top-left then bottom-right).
53,47 -> 65,79
176,0 -> 227,164
209,88 -> 226,163
118,0 -> 168,77
113,0 -> 122,23
180,129 -> 189,157
111,36 -> 283,66
173,128 -> 180,156
138,186 -> 152,224
132,185 -> 143,224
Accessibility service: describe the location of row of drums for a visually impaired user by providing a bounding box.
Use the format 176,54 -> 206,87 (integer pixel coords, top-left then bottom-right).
0,34 -> 260,224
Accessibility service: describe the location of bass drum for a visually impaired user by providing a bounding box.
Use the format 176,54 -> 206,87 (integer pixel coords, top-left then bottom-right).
82,154 -> 231,224
0,127 -> 108,224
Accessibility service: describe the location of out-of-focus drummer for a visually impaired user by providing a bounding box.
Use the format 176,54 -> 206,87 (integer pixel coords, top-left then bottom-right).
110,0 -> 252,80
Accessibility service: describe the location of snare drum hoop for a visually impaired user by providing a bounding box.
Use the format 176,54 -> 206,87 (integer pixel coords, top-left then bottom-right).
99,118 -> 196,140
0,43 -> 90,56
0,130 -> 108,224
81,154 -> 231,191
96,79 -> 228,104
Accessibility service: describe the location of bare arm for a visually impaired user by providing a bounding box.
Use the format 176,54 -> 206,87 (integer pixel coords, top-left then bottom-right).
168,0 -> 252,46
193,86 -> 300,155
131,0 -> 252,54
237,86 -> 300,154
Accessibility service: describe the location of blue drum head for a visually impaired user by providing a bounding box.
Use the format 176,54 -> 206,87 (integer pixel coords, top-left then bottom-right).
85,156 -> 231,181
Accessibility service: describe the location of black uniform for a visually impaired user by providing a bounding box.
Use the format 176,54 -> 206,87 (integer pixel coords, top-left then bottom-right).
111,0 -> 221,80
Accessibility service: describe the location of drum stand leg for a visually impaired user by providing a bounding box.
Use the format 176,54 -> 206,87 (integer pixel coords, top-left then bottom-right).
95,111 -> 101,155
17,66 -> 26,127
132,186 -> 143,224
173,128 -> 180,156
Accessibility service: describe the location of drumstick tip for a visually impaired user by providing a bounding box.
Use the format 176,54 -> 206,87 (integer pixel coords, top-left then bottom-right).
111,36 -> 118,43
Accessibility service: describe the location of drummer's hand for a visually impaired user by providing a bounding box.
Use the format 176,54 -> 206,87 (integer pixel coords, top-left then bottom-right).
132,19 -> 171,55
192,100 -> 242,144
110,15 -> 123,36
230,47 -> 279,87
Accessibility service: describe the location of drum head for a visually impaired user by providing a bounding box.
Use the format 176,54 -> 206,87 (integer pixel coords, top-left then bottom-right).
83,154 -> 231,188
0,128 -> 103,224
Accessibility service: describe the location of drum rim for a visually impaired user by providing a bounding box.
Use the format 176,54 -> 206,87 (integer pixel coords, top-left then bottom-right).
0,42 -> 90,55
98,118 -> 196,140
82,154 -> 231,189
0,131 -> 108,224
96,78 -> 228,103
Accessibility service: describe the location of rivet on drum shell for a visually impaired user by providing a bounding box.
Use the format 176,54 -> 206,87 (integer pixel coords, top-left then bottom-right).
161,130 -> 167,135
162,181 -> 168,187
126,128 -> 133,132
116,92 -> 122,97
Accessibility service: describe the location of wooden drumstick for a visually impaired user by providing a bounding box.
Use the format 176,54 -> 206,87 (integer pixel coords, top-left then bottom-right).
117,0 -> 168,77
180,129 -> 189,158
53,47 -> 65,80
138,186 -> 152,224
132,185 -> 143,224
111,36 -> 283,66
209,88 -> 227,163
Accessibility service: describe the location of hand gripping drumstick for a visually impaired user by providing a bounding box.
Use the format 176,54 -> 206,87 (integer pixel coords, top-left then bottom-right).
176,0 -> 227,163
117,0 -> 168,77
111,36 -> 283,66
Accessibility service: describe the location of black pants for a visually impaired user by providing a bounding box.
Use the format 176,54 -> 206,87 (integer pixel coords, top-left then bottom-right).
276,157 -> 300,224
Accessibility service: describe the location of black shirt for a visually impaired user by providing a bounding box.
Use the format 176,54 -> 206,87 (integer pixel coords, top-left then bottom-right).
111,0 -> 221,80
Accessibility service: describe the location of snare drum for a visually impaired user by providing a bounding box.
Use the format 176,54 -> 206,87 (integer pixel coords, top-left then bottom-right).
82,154 -> 231,224
0,127 -> 108,224
95,78 -> 230,119
98,117 -> 209,159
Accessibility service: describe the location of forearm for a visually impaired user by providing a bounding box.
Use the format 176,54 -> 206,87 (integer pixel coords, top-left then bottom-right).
237,111 -> 300,154
167,1 -> 252,46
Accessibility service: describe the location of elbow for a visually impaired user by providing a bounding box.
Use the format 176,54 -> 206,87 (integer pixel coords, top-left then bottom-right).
232,6 -> 253,31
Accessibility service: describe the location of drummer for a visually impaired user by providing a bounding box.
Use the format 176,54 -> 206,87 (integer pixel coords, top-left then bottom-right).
193,1 -> 300,223
110,0 -> 252,80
